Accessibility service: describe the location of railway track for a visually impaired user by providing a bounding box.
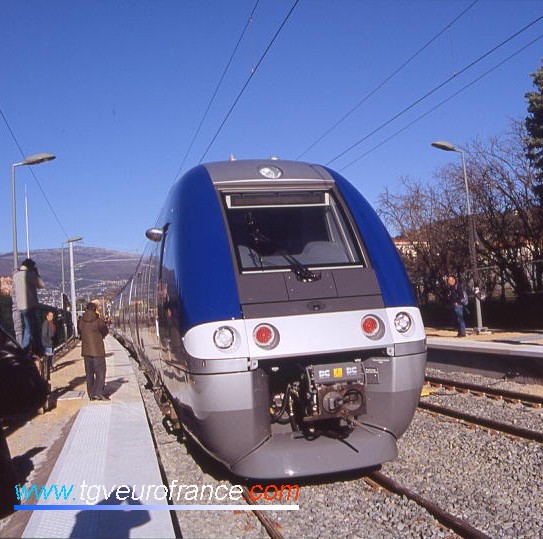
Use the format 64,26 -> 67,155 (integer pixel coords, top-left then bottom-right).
365,471 -> 491,539
421,374 -> 543,443
425,375 -> 543,408
418,401 -> 543,443
241,487 -> 284,539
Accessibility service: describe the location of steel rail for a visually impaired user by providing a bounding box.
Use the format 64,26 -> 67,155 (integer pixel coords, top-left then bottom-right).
418,401 -> 543,443
425,375 -> 543,407
366,471 -> 491,539
242,487 -> 285,539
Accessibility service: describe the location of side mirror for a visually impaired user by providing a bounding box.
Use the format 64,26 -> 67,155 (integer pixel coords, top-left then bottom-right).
145,228 -> 163,242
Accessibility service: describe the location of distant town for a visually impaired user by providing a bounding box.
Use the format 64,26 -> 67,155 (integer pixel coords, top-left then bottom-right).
0,246 -> 139,310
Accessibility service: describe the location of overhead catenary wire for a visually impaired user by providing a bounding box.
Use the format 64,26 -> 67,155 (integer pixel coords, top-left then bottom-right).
296,0 -> 479,160
338,32 -> 543,171
174,0 -> 261,181
326,14 -> 543,167
198,0 -> 300,164
0,105 -> 70,241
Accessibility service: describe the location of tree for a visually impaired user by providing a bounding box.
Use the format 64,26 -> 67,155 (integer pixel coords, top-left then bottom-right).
378,175 -> 469,303
467,122 -> 542,296
379,122 -> 542,302
525,60 -> 543,205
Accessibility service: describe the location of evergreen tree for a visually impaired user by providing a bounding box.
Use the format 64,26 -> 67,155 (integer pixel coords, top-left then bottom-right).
525,60 -> 543,205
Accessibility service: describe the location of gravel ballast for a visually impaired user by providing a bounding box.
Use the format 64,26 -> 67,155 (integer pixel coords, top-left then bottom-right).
131,356 -> 543,538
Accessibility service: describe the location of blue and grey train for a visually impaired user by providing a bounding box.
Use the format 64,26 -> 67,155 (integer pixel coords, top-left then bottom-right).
113,159 -> 426,479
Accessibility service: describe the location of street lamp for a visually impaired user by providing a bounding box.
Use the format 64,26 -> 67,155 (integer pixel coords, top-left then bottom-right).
431,140 -> 483,333
66,237 -> 83,337
11,152 -> 56,344
11,153 -> 56,269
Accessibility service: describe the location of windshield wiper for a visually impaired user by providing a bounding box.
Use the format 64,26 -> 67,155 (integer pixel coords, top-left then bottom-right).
281,252 -> 321,283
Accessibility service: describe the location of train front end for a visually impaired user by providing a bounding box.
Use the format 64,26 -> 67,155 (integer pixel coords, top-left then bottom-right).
168,160 -> 426,479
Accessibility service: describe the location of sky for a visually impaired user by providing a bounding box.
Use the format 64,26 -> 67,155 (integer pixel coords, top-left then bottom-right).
1,0 -> 542,258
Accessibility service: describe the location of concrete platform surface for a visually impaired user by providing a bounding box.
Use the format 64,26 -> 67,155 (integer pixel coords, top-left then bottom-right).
425,328 -> 543,383
21,336 -> 176,539
426,328 -> 543,358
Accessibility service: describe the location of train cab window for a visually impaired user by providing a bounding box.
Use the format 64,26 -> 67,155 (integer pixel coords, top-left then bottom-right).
223,191 -> 364,271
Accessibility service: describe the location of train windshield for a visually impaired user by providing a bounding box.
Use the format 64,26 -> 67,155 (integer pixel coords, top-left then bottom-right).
223,191 -> 364,271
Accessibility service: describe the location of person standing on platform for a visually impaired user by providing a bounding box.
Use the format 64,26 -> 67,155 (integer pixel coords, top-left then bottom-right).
78,302 -> 109,401
446,275 -> 467,337
13,258 -> 45,355
11,269 -> 23,346
41,311 -> 57,371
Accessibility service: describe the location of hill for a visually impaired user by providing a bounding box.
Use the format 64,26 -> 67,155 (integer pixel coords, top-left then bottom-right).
0,247 -> 140,302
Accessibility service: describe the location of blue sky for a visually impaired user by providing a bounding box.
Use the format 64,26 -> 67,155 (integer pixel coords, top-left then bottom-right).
1,0 -> 542,257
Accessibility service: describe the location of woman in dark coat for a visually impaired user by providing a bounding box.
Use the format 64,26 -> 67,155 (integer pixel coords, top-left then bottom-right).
78,303 -> 109,401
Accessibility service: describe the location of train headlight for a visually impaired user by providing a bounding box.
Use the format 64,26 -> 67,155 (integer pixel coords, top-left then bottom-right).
361,315 -> 384,340
258,165 -> 283,179
213,326 -> 236,350
253,323 -> 279,349
394,312 -> 413,334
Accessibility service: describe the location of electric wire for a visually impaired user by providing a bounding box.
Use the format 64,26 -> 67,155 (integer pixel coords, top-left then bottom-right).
174,0 -> 260,180
296,0 -> 479,160
326,14 -> 543,167
198,0 -> 300,164
0,106 -> 70,241
338,32 -> 543,171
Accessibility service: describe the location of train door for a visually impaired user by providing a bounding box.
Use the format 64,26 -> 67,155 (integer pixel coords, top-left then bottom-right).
156,223 -> 174,361
142,247 -> 162,379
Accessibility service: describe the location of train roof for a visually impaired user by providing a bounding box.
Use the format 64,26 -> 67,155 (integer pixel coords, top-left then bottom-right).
202,159 -> 335,187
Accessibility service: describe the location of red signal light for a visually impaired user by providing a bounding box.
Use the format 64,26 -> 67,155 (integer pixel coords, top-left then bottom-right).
253,323 -> 279,349
361,315 -> 383,339
255,325 -> 273,344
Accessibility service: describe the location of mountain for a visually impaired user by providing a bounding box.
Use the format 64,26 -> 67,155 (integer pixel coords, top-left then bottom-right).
0,247 -> 140,301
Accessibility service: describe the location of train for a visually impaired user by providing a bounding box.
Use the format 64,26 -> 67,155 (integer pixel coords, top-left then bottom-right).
112,159 -> 426,479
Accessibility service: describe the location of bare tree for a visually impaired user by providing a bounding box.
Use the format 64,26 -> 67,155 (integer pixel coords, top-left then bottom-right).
467,121 -> 542,295
378,175 -> 469,303
379,121 -> 542,302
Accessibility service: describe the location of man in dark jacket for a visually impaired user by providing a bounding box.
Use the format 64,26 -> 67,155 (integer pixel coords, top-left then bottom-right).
78,303 -> 109,401
446,275 -> 467,337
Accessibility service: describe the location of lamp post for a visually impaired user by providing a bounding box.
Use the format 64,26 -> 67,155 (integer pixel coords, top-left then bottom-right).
61,244 -> 68,341
61,244 -> 66,300
431,140 -> 483,333
25,183 -> 30,259
11,153 -> 56,269
66,237 -> 83,337
11,153 -> 56,344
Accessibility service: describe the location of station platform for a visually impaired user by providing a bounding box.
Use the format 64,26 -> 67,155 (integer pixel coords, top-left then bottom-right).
425,328 -> 543,383
18,336 -> 176,538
